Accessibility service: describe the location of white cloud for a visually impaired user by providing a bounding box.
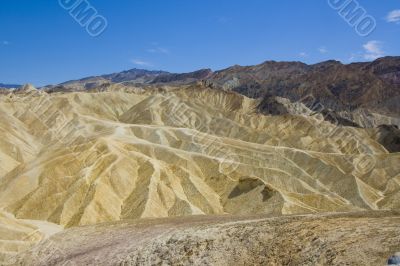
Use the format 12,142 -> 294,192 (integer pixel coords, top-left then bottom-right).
147,47 -> 169,54
131,59 -> 152,67
347,52 -> 365,62
318,47 -> 328,54
299,52 -> 308,57
348,53 -> 358,62
386,9 -> 400,23
362,41 -> 385,60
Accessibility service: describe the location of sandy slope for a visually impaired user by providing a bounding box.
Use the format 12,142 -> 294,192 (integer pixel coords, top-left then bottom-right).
0,211 -> 62,263
0,85 -> 399,262
10,211 -> 400,266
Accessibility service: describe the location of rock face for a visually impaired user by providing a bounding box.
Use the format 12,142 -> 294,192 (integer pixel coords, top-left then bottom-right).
11,211 -> 400,266
151,69 -> 213,84
207,57 -> 400,116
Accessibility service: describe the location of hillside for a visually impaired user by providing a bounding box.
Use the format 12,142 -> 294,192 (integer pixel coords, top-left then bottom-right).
11,211 -> 400,266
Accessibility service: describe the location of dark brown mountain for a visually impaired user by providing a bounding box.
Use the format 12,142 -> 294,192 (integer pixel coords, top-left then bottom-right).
206,57 -> 400,116
42,69 -> 214,90
151,69 -> 213,84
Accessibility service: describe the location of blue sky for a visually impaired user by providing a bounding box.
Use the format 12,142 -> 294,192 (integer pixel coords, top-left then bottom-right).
0,0 -> 399,86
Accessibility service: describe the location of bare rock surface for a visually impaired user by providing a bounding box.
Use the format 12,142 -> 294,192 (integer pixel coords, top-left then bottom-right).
11,211 -> 400,266
0,84 -> 399,265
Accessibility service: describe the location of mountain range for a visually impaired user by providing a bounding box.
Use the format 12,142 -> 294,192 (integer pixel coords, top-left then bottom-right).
44,56 -> 400,116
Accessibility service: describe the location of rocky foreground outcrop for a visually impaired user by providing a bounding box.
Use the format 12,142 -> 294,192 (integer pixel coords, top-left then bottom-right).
9,211 -> 400,266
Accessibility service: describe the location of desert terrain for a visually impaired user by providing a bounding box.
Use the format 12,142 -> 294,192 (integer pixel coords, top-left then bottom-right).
0,58 -> 399,265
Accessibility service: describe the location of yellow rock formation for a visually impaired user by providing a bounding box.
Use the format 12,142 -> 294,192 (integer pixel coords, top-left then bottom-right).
0,85 -> 399,261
